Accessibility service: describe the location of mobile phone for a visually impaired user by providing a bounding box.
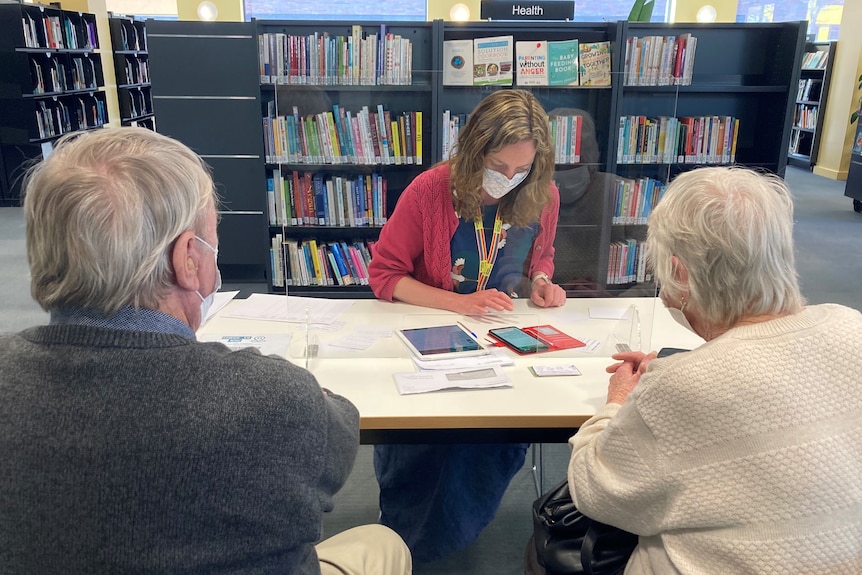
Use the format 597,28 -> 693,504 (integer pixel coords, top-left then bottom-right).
488,326 -> 549,354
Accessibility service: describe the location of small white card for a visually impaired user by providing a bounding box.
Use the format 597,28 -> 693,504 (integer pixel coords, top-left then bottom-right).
393,366 -> 512,395
529,365 -> 582,377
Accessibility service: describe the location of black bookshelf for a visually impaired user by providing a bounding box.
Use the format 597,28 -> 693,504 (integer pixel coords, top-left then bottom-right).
788,40 -> 836,170
109,16 -> 155,130
0,3 -> 108,205
256,20 -> 437,295
147,20 -> 269,282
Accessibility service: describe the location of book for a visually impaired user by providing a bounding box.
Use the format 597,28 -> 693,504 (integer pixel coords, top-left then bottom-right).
578,41 -> 611,86
473,36 -> 514,86
515,41 -> 548,86
442,39 -> 474,86
547,39 -> 578,86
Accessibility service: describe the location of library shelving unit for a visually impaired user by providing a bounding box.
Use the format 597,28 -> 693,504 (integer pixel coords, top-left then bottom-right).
108,16 -> 155,130
257,20 -> 437,295
439,21 -> 622,297
788,40 -> 836,170
611,21 -> 805,294
0,3 -> 108,205
147,20 -> 270,282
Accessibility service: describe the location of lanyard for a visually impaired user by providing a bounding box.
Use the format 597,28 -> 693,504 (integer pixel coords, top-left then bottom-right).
474,206 -> 503,291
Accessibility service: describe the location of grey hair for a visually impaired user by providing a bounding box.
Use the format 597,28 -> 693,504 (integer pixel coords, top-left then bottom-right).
647,166 -> 804,329
23,128 -> 216,315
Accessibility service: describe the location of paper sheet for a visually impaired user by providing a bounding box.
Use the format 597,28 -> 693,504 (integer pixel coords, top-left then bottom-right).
393,366 -> 512,395
221,293 -> 353,325
197,333 -> 293,357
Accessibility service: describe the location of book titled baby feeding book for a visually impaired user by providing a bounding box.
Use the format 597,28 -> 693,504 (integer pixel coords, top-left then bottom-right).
547,39 -> 579,86
578,41 -> 612,86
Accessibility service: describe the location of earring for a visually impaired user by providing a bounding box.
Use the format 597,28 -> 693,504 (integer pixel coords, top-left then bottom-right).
679,295 -> 687,312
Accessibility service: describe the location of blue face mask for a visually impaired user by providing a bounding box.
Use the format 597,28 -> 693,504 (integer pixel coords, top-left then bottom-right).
483,167 -> 531,199
194,235 -> 221,323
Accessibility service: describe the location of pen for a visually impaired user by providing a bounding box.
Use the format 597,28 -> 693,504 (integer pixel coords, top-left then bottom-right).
457,321 -> 479,340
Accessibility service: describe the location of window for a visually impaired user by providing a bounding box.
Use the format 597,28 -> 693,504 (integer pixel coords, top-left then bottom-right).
736,0 -> 843,41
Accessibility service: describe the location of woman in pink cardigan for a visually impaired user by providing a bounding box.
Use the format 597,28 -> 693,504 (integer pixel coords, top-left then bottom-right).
369,90 -> 566,564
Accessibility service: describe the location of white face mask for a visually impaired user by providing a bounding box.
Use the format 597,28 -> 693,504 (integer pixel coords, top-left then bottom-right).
666,306 -> 696,334
194,235 -> 221,323
483,167 -> 531,199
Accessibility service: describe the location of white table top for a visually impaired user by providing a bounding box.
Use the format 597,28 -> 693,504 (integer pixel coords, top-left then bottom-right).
198,296 -> 704,441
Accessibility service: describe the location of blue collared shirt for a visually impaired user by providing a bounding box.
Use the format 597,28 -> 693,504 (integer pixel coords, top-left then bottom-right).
50,306 -> 196,340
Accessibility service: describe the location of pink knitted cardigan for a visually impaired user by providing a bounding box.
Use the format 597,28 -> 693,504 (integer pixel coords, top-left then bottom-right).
368,163 -> 560,302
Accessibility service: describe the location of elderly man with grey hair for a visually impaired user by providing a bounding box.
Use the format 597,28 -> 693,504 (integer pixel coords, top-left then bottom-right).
0,128 -> 411,575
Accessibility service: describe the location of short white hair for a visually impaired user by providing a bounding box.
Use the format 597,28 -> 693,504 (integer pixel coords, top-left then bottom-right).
24,128 -> 216,315
647,166 -> 803,329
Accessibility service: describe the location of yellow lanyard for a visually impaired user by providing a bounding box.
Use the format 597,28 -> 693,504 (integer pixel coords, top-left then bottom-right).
474,206 -> 503,291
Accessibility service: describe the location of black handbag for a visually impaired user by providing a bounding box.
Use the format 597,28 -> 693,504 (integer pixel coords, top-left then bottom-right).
529,478 -> 638,575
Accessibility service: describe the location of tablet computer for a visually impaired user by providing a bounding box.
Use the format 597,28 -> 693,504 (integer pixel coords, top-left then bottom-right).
396,324 -> 489,360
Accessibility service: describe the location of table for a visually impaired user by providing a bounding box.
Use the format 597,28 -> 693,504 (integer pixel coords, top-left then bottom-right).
198,296 -> 704,445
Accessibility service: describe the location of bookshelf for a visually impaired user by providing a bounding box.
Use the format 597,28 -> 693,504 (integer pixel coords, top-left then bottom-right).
108,16 -> 155,130
0,3 -> 108,205
147,20 -> 270,282
257,20 -> 437,295
788,40 -> 836,170
611,21 -> 805,294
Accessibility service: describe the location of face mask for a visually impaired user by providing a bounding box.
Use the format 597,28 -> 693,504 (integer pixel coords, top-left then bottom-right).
483,167 -> 531,199
195,235 -> 222,323
666,306 -> 696,334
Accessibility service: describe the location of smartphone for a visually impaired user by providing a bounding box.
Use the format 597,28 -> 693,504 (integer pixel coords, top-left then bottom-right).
488,326 -> 549,354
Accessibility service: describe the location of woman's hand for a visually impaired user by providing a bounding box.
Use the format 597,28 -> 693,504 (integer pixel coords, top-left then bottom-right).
605,351 -> 657,405
455,289 -> 515,315
530,281 -> 566,308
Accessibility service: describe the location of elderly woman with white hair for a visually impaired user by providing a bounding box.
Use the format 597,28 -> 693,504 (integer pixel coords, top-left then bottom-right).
566,166 -> 862,574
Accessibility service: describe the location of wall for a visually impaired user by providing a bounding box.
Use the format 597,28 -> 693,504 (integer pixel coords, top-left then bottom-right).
813,0 -> 860,180
673,0 -> 738,23
176,0 -> 243,21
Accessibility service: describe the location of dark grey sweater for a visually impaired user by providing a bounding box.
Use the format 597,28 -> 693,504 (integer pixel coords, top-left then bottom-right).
0,324 -> 360,574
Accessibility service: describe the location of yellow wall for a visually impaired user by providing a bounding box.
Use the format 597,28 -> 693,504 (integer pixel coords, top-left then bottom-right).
427,0 -> 482,21
672,0 -> 738,23
813,1 -> 860,180
58,0 -> 121,127
176,0 -> 243,21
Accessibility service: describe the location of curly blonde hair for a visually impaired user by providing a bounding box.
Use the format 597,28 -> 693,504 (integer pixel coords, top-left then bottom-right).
449,89 -> 554,227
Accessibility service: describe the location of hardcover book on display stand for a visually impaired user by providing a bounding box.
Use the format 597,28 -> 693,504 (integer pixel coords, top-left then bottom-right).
547,39 -> 579,86
443,39 -> 474,86
473,35 -> 514,86
515,40 -> 548,86
578,41 -> 611,86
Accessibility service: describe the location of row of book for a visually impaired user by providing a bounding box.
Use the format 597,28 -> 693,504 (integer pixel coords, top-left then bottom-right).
612,177 -> 667,225
788,128 -> 811,155
266,169 -> 388,227
623,34 -> 697,86
116,20 -> 147,52
271,236 -> 375,288
608,239 -> 651,285
121,57 -> 150,85
793,104 -> 818,130
801,50 -> 828,70
124,87 -> 153,118
263,104 -> 423,166
34,95 -> 107,140
259,26 -> 413,86
30,56 -> 98,95
443,36 -> 612,87
796,78 -> 822,102
21,12 -> 98,51
617,115 -> 739,165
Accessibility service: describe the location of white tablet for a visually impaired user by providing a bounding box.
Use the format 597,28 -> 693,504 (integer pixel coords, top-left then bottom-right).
396,324 -> 489,360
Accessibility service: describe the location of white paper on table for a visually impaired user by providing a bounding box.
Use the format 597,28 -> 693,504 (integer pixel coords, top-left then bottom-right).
202,290 -> 240,324
327,327 -> 393,351
580,338 -> 603,353
393,365 -> 512,395
589,307 -> 628,320
411,349 -> 514,371
221,293 -> 353,325
197,333 -> 293,357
